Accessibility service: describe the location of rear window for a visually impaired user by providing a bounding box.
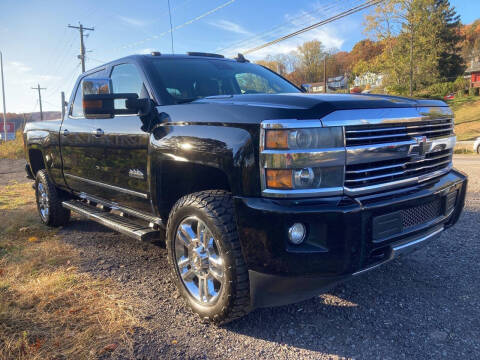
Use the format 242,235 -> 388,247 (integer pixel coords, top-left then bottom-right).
148,58 -> 299,104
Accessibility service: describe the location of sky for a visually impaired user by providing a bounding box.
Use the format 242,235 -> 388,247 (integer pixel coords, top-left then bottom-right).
0,0 -> 479,113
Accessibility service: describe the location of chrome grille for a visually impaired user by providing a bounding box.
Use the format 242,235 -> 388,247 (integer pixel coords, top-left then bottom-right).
402,199 -> 442,229
345,118 -> 453,146
345,149 -> 452,189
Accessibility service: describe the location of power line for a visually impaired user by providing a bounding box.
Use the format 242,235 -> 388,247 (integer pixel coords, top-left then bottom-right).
118,0 -> 236,51
68,23 -> 95,73
44,35 -> 78,98
243,0 -> 385,55
85,56 -> 106,64
45,63 -> 81,103
217,0 -> 363,54
31,84 -> 46,121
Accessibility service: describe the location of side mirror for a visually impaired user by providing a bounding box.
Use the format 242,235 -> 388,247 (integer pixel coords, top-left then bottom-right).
300,84 -> 310,93
82,78 -> 139,119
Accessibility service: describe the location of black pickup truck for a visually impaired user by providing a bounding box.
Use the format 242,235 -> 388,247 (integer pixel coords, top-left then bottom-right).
24,52 -> 467,324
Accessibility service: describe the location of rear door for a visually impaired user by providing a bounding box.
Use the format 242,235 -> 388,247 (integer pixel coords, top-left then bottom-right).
94,62 -> 152,213
60,74 -> 107,197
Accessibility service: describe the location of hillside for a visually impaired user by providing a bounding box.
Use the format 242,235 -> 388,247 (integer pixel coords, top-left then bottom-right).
448,96 -> 480,141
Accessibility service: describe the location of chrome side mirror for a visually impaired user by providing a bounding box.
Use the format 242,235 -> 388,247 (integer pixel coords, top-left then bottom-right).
82,78 -> 113,119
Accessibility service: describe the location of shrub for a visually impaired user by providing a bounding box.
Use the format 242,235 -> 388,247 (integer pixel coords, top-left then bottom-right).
453,76 -> 469,92
415,82 -> 455,98
457,89 -> 464,98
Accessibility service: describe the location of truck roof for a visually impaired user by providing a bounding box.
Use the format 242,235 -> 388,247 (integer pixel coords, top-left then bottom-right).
84,53 -> 238,75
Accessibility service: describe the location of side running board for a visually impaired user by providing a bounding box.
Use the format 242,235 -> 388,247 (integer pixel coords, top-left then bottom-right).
62,200 -> 161,241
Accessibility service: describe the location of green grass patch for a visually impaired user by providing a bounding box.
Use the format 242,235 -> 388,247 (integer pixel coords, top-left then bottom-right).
448,97 -> 480,141
446,95 -> 480,111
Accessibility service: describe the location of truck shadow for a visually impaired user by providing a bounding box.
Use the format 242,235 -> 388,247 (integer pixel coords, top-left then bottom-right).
223,208 -> 479,358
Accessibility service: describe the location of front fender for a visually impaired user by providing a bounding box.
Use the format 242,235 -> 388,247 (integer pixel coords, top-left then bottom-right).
150,123 -> 259,217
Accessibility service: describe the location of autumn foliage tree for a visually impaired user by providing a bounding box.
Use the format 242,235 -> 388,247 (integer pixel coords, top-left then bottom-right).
364,0 -> 464,94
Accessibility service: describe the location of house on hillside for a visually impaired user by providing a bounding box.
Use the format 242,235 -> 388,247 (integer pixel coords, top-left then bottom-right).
465,57 -> 480,88
303,75 -> 348,93
353,72 -> 384,88
327,75 -> 348,90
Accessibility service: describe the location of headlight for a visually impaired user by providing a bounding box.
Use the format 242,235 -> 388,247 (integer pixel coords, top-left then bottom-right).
265,127 -> 343,150
260,121 -> 345,197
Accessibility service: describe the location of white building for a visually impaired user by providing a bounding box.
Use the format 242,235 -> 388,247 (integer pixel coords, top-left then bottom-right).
353,72 -> 384,88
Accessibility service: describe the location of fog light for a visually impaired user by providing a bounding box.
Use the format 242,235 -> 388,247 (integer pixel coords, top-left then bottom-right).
288,223 -> 306,245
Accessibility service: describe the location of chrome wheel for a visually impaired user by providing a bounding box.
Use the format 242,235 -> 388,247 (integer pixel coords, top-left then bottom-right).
174,216 -> 224,304
37,182 -> 49,221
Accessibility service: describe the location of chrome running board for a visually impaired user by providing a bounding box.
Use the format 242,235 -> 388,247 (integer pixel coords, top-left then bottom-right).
62,200 -> 161,241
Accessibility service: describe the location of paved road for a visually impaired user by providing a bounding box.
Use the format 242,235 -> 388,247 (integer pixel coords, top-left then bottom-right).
1,156 -> 479,359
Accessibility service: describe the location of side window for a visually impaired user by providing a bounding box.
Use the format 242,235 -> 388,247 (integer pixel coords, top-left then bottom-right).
70,80 -> 84,117
110,63 -> 144,109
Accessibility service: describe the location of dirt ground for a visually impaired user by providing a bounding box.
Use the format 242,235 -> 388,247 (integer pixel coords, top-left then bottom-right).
2,156 -> 480,359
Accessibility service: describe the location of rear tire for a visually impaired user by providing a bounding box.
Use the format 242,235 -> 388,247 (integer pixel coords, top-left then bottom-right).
35,169 -> 70,227
166,190 -> 250,324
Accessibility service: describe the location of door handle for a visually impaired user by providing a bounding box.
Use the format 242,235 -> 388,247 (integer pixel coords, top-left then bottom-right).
92,129 -> 104,137
62,129 -> 70,136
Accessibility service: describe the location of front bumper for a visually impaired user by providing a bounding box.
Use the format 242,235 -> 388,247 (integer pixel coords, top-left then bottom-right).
234,169 -> 467,308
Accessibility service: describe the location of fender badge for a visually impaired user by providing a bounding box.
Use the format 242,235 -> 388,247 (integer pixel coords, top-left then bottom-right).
129,169 -> 145,179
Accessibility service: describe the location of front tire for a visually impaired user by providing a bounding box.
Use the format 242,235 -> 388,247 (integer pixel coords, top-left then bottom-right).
166,190 -> 250,324
35,169 -> 70,227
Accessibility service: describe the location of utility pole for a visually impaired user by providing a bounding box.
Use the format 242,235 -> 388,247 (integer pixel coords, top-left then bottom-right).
323,55 -> 327,94
31,84 -> 46,121
68,23 -> 94,73
0,51 -> 7,143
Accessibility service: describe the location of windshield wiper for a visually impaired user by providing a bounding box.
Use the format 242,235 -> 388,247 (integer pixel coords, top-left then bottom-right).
175,98 -> 198,104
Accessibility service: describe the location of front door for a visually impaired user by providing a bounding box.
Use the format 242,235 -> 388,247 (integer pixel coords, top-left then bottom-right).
60,74 -> 107,198
94,63 -> 152,213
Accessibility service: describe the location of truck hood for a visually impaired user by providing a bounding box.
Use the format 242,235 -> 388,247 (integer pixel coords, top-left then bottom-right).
195,93 -> 447,112
161,93 -> 449,126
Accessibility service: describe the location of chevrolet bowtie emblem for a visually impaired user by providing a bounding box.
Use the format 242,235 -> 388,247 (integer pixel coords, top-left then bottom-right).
409,136 -> 431,159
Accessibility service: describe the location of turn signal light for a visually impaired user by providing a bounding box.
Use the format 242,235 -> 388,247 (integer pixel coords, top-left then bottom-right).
265,130 -> 288,149
83,99 -> 103,109
266,169 -> 293,189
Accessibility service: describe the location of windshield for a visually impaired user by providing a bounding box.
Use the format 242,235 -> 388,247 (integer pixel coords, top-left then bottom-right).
148,58 -> 300,104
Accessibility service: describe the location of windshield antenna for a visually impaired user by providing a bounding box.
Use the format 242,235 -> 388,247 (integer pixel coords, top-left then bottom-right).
167,0 -> 174,54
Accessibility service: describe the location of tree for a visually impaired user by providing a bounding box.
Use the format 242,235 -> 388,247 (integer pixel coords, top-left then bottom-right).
364,0 -> 463,95
349,39 -> 384,67
434,0 -> 464,80
296,40 -> 327,83
460,19 -> 480,61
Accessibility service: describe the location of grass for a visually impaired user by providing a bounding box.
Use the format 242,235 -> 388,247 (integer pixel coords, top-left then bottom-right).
445,95 -> 479,112
447,97 -> 480,141
0,182 -> 142,359
0,130 -> 25,159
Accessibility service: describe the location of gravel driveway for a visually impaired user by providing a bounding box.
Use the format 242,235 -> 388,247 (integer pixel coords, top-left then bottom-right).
4,156 -> 480,359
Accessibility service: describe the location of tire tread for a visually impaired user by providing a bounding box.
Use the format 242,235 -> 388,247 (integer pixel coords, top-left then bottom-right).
35,169 -> 70,227
166,190 -> 250,324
